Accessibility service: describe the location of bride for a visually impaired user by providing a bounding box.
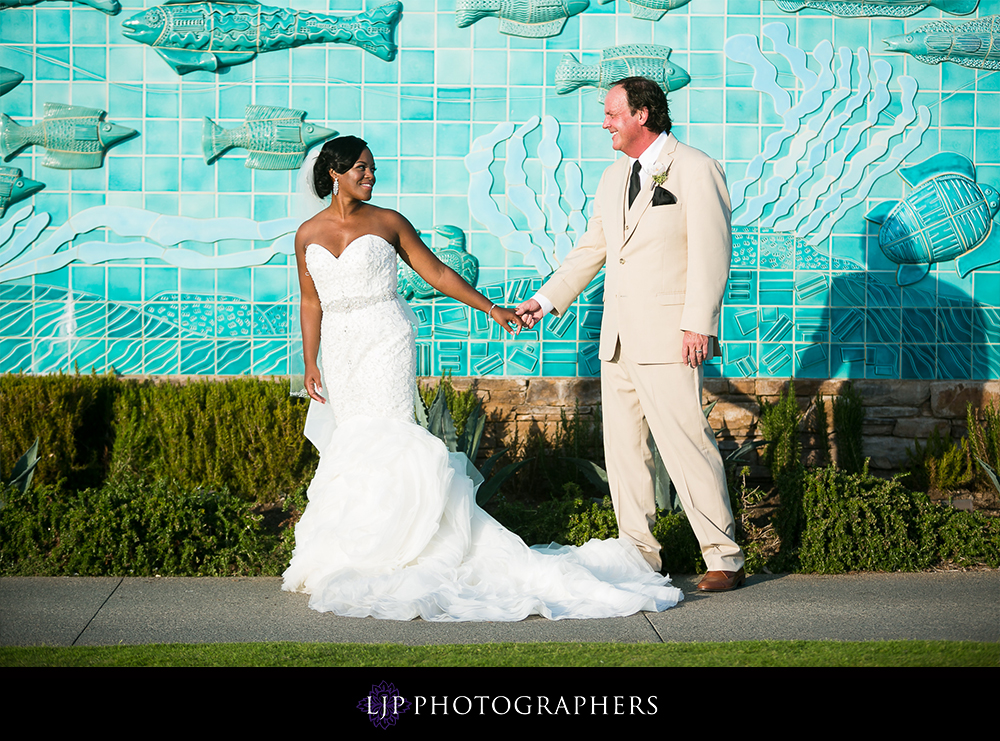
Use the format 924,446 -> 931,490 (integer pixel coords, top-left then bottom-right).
281,136 -> 683,620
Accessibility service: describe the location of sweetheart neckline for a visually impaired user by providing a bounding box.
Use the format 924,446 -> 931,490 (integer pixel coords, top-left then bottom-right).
306,234 -> 393,261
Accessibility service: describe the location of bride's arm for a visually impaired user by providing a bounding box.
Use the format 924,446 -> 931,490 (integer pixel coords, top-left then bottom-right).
391,213 -> 524,334
295,228 -> 326,402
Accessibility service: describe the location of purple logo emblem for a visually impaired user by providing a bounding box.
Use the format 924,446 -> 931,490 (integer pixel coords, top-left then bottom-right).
357,681 -> 411,728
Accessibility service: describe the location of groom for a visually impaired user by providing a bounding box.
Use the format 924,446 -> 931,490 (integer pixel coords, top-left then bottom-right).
516,77 -> 745,591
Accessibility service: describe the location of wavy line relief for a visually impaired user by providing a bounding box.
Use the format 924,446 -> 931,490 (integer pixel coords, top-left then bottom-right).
724,24 -> 931,245
0,205 -> 298,284
465,115 -> 587,275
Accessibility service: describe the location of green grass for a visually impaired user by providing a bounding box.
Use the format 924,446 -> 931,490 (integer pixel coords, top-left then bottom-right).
1,640 -> 995,667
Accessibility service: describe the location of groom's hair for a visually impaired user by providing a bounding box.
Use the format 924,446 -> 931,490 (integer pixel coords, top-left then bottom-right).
613,77 -> 672,136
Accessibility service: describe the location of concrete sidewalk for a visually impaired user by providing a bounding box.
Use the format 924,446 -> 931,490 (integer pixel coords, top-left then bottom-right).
2,572 -> 997,646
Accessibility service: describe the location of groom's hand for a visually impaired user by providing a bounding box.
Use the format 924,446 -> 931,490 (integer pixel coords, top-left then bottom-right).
515,299 -> 544,328
682,331 -> 710,368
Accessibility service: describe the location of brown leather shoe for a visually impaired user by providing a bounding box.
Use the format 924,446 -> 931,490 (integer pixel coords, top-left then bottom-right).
696,568 -> 745,592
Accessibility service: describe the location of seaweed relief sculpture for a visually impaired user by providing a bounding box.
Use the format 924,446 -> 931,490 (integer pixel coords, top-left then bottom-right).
724,23 -> 931,245
121,0 -> 403,74
464,116 -> 588,275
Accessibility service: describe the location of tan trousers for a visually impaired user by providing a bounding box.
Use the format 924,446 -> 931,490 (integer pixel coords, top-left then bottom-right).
601,342 -> 744,573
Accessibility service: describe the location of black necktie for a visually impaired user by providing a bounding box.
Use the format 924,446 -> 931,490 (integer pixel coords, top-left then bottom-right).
628,160 -> 642,208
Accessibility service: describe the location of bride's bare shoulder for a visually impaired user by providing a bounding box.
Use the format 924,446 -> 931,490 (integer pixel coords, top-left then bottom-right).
295,212 -> 333,246
367,205 -> 415,235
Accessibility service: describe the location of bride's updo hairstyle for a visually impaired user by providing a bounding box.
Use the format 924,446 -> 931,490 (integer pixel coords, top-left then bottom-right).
313,136 -> 369,198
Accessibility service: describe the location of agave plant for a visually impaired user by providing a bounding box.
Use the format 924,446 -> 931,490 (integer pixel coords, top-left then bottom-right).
568,401 -> 764,513
415,387 -> 530,506
1,437 -> 39,510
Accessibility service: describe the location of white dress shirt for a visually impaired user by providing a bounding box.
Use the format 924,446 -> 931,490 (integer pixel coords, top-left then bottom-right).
533,131 -> 670,318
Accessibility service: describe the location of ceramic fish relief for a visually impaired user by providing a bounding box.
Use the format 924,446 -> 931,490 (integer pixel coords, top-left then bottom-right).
0,68 -> 23,97
594,0 -> 690,21
883,14 -> 1000,71
121,0 -> 402,75
454,0 -> 589,39
398,226 -> 479,299
1,103 -> 138,169
203,106 -> 337,170
555,44 -> 690,101
772,0 -> 977,17
0,166 -> 44,218
865,152 -> 1000,286
0,0 -> 120,14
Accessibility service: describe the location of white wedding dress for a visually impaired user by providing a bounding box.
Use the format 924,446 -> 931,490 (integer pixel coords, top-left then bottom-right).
281,234 -> 683,621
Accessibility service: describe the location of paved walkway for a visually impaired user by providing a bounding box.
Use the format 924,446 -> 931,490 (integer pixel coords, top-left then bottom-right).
2,572 -> 997,646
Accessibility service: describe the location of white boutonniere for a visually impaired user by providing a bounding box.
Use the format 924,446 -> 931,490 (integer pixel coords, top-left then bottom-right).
649,162 -> 669,188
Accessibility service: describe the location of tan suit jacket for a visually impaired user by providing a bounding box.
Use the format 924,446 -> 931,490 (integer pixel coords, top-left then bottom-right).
540,134 -> 732,362
538,134 -> 743,573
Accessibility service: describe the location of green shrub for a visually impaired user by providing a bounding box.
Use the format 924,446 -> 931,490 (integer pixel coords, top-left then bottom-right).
503,404 -> 606,505
799,466 -> 927,573
0,372 -> 118,490
566,492 -> 619,544
759,382 -> 802,480
0,478 -> 288,576
566,496 -> 703,574
487,482 -> 591,546
1,374 -> 317,503
903,427 -> 974,494
107,378 -> 316,504
798,465 -> 1000,573
759,382 -> 806,569
652,511 -> 703,575
902,402 -> 1000,496
833,382 -> 865,474
813,394 -> 830,467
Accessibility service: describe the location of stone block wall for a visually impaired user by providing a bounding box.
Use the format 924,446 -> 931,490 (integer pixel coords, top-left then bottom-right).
432,377 -> 1000,476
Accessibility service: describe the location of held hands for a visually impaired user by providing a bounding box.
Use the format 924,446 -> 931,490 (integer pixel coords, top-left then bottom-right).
489,304 -> 525,335
682,330 -> 710,368
514,298 -> 545,329
304,364 -> 326,403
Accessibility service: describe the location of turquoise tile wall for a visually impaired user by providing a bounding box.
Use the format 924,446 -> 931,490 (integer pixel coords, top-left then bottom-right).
1,1 -> 998,379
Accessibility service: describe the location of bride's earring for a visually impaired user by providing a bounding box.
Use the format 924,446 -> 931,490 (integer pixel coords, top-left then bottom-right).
332,177 -> 339,196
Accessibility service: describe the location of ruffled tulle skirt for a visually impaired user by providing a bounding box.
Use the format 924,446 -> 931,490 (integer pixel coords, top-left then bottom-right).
282,415 -> 683,621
